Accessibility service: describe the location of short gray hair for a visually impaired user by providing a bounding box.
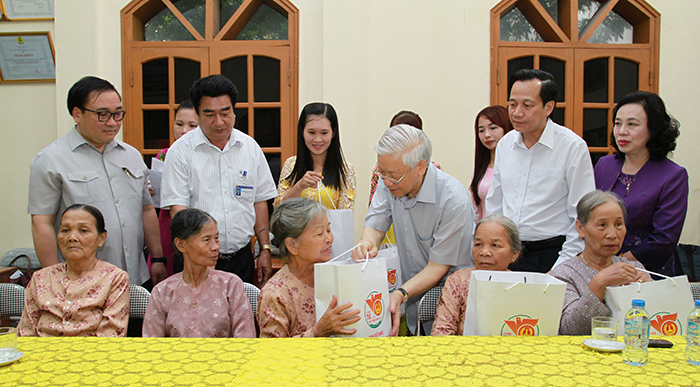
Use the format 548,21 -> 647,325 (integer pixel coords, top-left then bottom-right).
374,124 -> 432,168
577,190 -> 627,225
270,198 -> 327,258
475,214 -> 522,253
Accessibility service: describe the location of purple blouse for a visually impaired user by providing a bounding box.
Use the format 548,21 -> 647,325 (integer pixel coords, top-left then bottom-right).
594,155 -> 688,272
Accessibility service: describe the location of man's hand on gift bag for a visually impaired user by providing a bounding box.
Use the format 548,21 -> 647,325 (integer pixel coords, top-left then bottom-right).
312,295 -> 361,337
351,240 -> 377,262
389,290 -> 403,336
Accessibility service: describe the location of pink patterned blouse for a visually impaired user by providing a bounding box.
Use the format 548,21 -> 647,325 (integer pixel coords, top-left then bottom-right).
431,267 -> 476,336
142,268 -> 255,338
473,167 -> 493,223
17,260 -> 130,337
257,265 -> 316,338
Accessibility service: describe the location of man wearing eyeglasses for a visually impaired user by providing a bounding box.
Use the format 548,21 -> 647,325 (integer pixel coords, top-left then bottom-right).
28,76 -> 166,288
353,125 -> 474,336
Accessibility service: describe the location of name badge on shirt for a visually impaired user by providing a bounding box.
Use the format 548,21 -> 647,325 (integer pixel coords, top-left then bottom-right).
236,185 -> 254,200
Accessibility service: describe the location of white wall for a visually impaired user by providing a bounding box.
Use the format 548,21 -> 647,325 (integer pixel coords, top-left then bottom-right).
0,0 -> 697,257
0,20 -> 56,254
653,1 -> 700,244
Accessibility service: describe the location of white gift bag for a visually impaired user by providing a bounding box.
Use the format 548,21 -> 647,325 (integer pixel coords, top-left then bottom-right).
314,254 -> 392,338
317,181 -> 354,258
378,242 -> 402,294
463,270 -> 567,336
604,275 -> 694,336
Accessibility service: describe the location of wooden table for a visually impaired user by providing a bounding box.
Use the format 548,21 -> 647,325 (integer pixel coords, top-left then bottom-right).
1,335 -> 696,386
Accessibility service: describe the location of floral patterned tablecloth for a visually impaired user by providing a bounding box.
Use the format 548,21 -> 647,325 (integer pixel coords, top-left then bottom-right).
0,335 -> 696,386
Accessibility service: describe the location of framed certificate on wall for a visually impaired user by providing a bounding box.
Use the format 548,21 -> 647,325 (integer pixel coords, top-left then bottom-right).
0,0 -> 54,21
0,32 -> 55,83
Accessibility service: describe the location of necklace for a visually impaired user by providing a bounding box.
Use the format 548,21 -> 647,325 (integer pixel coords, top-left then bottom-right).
615,172 -> 636,197
580,252 -> 611,271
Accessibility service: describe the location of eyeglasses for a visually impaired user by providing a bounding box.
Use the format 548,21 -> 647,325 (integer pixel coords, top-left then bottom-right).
378,170 -> 408,185
83,108 -> 126,122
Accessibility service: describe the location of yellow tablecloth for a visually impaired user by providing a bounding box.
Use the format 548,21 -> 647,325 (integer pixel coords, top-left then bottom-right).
1,335 -> 697,386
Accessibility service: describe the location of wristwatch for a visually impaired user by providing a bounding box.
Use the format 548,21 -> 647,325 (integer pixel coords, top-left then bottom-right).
397,287 -> 409,304
151,257 -> 167,264
261,244 -> 273,252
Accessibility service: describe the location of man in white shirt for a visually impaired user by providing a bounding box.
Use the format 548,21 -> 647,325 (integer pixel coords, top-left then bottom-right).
161,75 -> 277,285
486,69 -> 595,272
353,125 -> 474,335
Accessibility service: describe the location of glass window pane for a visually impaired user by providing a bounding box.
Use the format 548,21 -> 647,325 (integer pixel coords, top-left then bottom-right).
234,108 -> 248,135
145,7 -> 195,41
143,59 -> 169,105
144,110 -> 170,149
254,56 -> 280,103
540,56 -> 565,102
221,56 -> 248,103
235,3 -> 288,40
173,0 -> 205,39
551,108 -> 565,127
578,0 -> 602,36
508,56 -> 534,89
614,59 -> 639,102
588,10 -> 633,44
584,58 -> 608,103
265,152 -> 281,187
582,109 -> 609,148
500,7 -> 544,42
590,152 -> 608,167
538,0 -> 558,23
220,0 -> 244,31
174,58 -> 200,104
254,108 -> 280,147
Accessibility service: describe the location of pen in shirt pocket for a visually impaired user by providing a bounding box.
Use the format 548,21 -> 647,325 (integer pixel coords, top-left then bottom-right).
122,167 -> 134,178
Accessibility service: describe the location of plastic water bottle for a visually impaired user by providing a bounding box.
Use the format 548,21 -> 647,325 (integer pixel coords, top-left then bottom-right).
686,299 -> 700,366
622,299 -> 649,366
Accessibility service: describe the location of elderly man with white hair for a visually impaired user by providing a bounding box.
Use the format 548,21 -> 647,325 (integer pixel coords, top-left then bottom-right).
353,125 -> 474,336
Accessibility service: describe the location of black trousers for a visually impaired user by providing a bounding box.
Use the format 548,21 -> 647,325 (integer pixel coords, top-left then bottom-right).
215,241 -> 255,284
509,236 -> 566,273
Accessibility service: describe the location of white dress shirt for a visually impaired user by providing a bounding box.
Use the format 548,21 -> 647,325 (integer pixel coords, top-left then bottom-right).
485,119 -> 595,266
161,128 -> 277,253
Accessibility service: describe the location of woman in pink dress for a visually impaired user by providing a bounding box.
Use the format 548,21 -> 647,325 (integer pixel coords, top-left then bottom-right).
142,208 -> 255,338
469,106 -> 513,222
258,198 -> 361,338
431,214 -> 522,336
18,204 -> 130,337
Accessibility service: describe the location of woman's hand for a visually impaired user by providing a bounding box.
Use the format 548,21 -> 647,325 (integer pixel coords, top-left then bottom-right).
312,295 -> 361,337
589,262 -> 651,301
596,262 -> 647,287
295,171 -> 323,191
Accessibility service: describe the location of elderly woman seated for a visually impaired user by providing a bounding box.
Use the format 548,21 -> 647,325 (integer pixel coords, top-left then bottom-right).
258,198 -> 361,337
142,208 -> 255,338
550,190 -> 651,335
18,204 -> 130,337
431,214 -> 522,336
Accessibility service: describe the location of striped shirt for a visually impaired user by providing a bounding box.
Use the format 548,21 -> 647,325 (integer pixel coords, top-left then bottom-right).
161,128 -> 277,253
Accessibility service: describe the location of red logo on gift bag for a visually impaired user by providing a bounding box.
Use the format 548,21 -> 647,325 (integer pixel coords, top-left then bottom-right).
387,268 -> 398,292
502,316 -> 540,336
364,291 -> 384,329
650,312 -> 681,335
